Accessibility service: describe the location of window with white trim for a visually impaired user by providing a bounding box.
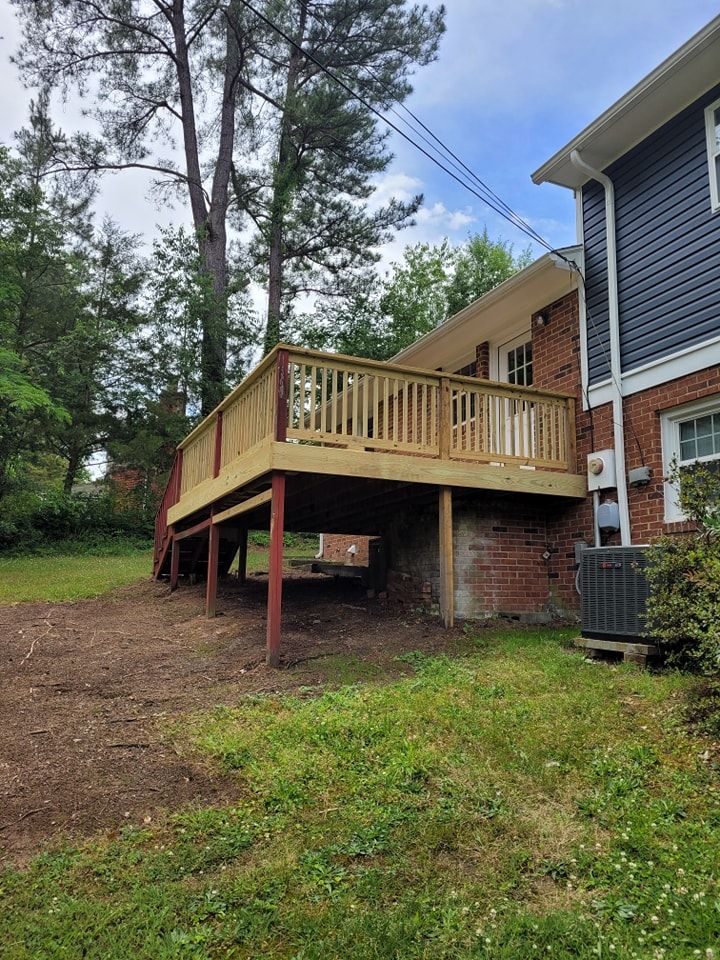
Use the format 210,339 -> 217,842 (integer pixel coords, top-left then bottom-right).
705,97 -> 720,213
660,397 -> 720,521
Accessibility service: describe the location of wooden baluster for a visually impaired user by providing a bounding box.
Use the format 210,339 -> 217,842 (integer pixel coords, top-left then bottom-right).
362,373 -> 369,440
213,412 -> 223,478
320,364 -> 328,435
331,367 -> 338,436
351,370 -> 359,437
440,377 -> 451,460
373,374 -> 379,441
565,397 -> 577,471
288,360 -> 296,432
309,364 -> 317,432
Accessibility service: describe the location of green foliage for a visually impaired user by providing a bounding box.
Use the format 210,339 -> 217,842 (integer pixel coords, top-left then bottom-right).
303,230 -> 532,360
2,631 -> 718,957
645,459 -> 720,672
0,488 -> 153,553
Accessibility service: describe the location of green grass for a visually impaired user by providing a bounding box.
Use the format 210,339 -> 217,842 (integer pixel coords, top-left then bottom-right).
0,547 -> 153,603
0,537 -> 318,604
2,630 -> 719,958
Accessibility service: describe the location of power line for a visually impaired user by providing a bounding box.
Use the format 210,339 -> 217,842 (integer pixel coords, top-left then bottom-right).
237,0 -> 557,255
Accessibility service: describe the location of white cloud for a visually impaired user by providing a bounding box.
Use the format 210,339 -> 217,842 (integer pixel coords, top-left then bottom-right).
416,201 -> 475,231
369,172 -> 424,208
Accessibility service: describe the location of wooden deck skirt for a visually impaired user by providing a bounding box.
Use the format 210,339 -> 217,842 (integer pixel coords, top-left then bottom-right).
167,344 -> 586,527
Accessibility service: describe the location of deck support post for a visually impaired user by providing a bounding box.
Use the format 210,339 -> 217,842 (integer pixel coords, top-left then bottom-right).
238,527 -> 248,584
169,529 -> 180,592
266,472 -> 286,667
206,518 -> 220,618
439,486 -> 454,629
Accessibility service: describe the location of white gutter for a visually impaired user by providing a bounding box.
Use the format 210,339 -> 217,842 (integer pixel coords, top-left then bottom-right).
570,149 -> 632,546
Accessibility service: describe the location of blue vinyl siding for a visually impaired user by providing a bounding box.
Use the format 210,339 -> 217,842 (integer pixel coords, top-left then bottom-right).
582,82 -> 720,385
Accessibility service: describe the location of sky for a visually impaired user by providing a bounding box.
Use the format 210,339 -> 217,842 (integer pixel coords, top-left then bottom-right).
1,0 -> 719,275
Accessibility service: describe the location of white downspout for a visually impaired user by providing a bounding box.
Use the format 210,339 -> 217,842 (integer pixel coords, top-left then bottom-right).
315,533 -> 324,559
570,149 -> 632,546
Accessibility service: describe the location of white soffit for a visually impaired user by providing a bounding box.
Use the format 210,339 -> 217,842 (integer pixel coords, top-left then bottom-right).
532,15 -> 720,189
393,247 -> 581,372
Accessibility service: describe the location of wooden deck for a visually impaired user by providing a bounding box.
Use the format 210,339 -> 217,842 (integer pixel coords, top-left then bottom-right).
154,344 -> 586,665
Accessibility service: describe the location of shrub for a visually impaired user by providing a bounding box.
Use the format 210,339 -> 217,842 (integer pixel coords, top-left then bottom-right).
0,487 -> 153,553
644,460 -> 720,672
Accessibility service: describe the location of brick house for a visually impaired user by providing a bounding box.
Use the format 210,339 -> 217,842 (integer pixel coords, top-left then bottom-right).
323,16 -> 720,620
157,16 -> 720,664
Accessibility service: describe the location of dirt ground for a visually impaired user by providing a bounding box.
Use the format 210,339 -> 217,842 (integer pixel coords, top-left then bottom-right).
0,571 -> 463,865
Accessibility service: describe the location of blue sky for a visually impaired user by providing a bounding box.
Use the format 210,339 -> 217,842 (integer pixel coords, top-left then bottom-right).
1,0 -> 719,268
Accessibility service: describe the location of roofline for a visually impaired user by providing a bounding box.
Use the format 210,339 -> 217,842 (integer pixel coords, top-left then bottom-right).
531,14 -> 720,188
392,245 -> 582,363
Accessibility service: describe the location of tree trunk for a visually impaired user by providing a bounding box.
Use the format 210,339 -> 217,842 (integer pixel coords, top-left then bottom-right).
263,0 -> 308,355
63,446 -> 83,494
172,0 -> 240,415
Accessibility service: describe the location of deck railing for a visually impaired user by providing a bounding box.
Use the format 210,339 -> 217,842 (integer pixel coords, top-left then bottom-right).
175,344 -> 577,500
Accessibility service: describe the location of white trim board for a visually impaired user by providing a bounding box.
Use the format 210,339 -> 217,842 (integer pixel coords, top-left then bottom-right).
584,334 -> 720,409
660,394 -> 720,521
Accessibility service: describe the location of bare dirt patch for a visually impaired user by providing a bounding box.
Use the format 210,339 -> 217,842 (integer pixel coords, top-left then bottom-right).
0,572 -> 462,863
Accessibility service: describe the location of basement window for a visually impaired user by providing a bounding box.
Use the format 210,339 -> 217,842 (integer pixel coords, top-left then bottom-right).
660,396 -> 720,521
705,97 -> 720,213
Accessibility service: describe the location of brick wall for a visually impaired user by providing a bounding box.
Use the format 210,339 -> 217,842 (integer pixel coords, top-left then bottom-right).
321,534 -> 370,565
532,290 -> 720,611
386,494 -> 553,620
324,292 -> 719,618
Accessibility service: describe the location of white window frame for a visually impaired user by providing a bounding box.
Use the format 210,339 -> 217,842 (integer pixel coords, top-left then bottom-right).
705,96 -> 720,214
660,395 -> 720,522
497,333 -> 533,387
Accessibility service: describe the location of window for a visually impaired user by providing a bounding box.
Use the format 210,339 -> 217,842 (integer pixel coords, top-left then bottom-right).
705,97 -> 720,213
502,339 -> 533,387
660,397 -> 720,521
455,360 -> 477,379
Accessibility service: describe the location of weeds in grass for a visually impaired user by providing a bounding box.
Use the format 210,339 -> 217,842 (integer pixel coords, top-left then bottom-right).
1,631 -> 718,959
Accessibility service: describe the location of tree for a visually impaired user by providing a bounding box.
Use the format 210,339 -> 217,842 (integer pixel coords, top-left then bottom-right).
236,0 -> 445,353
301,229 -> 532,361
12,0 -> 257,413
445,228 -> 531,318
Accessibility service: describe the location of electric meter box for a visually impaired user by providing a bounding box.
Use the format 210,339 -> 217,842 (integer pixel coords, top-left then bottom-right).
587,449 -> 617,491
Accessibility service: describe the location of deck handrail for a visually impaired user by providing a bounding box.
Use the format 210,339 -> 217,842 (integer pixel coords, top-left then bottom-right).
173,343 -> 578,504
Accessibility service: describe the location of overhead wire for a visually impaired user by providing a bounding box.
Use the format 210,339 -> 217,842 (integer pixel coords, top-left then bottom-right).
240,0 -> 645,461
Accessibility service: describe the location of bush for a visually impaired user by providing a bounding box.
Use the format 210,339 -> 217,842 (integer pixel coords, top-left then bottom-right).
0,487 -> 154,554
644,460 -> 720,672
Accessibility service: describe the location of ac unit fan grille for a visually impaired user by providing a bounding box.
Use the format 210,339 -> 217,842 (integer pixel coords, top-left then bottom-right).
581,547 -> 650,641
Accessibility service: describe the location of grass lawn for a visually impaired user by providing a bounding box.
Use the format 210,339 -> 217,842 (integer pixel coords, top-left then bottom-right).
0,538 -> 318,605
0,547 -> 154,604
2,630 -> 719,959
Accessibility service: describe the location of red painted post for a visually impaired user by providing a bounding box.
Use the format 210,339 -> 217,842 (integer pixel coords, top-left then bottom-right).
266,472 -> 286,667
206,519 -> 220,618
213,412 -> 223,478
275,349 -> 289,443
170,529 -> 180,592
238,527 -> 248,585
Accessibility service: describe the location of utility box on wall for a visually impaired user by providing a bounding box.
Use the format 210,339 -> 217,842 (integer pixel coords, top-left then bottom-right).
587,449 -> 617,491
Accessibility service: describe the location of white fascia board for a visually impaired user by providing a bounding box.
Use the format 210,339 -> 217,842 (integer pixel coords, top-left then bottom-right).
392,246 -> 582,369
532,15 -> 720,190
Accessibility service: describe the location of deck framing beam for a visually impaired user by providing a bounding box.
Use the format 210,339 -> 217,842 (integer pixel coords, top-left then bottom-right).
170,530 -> 180,592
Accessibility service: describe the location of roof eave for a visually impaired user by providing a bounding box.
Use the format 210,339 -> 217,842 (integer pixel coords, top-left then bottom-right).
531,14 -> 720,190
